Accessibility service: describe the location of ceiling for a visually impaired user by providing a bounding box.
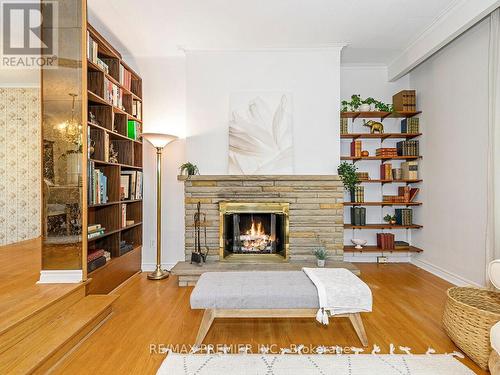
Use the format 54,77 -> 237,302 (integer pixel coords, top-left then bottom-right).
88,0 -> 458,64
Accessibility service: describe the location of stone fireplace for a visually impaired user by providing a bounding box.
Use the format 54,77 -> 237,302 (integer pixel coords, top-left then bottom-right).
220,202 -> 289,261
180,175 -> 344,263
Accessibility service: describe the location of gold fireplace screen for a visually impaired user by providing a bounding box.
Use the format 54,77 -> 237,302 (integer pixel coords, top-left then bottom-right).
219,202 -> 289,261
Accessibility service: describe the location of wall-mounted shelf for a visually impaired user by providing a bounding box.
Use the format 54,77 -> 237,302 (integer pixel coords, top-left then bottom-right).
344,202 -> 422,207
345,224 -> 423,229
341,111 -> 422,120
341,156 -> 421,161
341,133 -> 421,140
359,179 -> 422,184
344,245 -> 424,253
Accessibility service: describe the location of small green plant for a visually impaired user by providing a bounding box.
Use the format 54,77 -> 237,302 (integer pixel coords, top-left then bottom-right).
363,97 -> 376,106
180,162 -> 199,176
340,95 -> 393,113
337,161 -> 360,192
314,247 -> 328,260
350,94 -> 362,110
375,101 -> 393,112
383,214 -> 396,223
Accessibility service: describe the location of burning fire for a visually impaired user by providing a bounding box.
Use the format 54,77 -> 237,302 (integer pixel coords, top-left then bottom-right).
240,219 -> 270,251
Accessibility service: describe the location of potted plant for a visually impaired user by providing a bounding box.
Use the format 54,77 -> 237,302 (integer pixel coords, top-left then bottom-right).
180,162 -> 199,177
338,161 -> 360,202
349,94 -> 362,111
383,214 -> 397,225
360,97 -> 376,112
374,101 -> 393,113
314,247 -> 327,267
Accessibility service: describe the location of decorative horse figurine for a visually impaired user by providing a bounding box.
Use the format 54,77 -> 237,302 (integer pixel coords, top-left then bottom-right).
363,120 -> 384,134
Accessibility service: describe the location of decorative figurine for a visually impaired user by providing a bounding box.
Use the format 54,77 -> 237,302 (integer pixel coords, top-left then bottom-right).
363,119 -> 384,134
109,144 -> 118,164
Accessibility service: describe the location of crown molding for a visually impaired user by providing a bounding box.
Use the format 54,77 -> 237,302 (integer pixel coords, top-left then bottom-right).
179,43 -> 347,54
388,0 -> 499,81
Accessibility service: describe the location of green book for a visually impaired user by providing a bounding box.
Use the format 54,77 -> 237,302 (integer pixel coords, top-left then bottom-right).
127,120 -> 137,140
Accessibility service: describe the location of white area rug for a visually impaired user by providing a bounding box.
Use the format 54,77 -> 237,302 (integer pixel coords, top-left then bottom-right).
157,354 -> 474,374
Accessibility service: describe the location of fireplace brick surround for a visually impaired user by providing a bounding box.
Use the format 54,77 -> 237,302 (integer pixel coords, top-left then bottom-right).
179,175 -> 344,263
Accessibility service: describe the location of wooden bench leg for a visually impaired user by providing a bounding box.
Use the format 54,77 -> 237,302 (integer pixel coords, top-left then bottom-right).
195,309 -> 215,346
348,313 -> 368,347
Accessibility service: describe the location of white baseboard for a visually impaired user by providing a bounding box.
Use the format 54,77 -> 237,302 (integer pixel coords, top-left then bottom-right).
411,258 -> 483,287
37,270 -> 83,284
141,262 -> 177,272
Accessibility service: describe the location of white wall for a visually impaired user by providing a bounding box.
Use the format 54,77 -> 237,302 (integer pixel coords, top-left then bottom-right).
409,18 -> 490,286
185,49 -> 342,174
127,57 -> 187,269
339,66 -> 414,262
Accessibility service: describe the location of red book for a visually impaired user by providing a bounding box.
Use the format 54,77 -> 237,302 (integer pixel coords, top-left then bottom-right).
88,249 -> 105,262
409,188 -> 420,202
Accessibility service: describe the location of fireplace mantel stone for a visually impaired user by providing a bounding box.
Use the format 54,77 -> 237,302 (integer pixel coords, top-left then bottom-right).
180,175 -> 344,264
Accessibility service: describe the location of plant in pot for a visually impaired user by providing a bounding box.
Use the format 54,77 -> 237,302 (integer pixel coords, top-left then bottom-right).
314,247 -> 327,267
341,100 -> 350,112
349,94 -> 362,111
180,162 -> 199,177
374,101 -> 393,113
338,161 -> 360,202
360,97 -> 376,112
383,214 -> 397,225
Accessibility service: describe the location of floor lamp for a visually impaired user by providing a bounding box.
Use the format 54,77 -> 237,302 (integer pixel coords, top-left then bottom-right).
142,132 -> 178,280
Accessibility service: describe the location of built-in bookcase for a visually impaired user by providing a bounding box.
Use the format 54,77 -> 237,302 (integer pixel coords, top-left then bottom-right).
339,108 -> 424,256
85,24 -> 143,294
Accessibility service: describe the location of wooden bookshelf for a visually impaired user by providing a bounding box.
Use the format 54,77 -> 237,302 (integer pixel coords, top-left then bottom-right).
341,99 -> 423,255
85,24 -> 143,293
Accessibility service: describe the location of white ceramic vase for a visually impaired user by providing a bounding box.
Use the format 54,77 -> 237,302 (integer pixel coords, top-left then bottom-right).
317,259 -> 325,267
358,104 -> 371,112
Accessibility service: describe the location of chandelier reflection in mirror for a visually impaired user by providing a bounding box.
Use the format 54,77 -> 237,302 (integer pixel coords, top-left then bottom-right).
56,93 -> 82,147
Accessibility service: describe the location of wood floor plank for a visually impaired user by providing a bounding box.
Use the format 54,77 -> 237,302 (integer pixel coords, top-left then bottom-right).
50,263 -> 485,374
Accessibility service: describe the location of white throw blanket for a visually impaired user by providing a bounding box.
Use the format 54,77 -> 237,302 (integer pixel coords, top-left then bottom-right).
302,268 -> 372,325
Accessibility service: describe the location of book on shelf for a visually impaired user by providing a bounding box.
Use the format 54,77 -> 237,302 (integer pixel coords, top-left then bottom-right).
96,58 -> 109,74
398,186 -> 411,202
120,170 -> 143,200
104,132 -> 110,162
340,118 -> 348,135
401,161 -> 419,180
377,233 -> 395,250
350,140 -> 362,157
87,249 -> 105,263
393,90 -> 416,112
119,240 -> 134,256
132,100 -> 142,120
395,209 -> 413,226
86,32 -> 98,64
88,224 -> 102,232
396,140 -> 419,156
119,64 -> 132,91
88,229 -> 105,239
126,220 -> 135,226
127,120 -> 141,141
104,250 -> 111,262
88,256 -> 107,272
401,118 -> 419,133
380,163 -> 392,180
354,186 -> 364,203
88,162 -> 108,205
356,172 -> 369,181
392,168 -> 402,180
104,77 -> 123,109
350,207 -> 366,226
122,204 -> 127,228
376,148 -> 398,157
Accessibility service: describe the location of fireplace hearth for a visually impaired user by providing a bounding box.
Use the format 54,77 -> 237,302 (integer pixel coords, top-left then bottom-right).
220,202 -> 289,261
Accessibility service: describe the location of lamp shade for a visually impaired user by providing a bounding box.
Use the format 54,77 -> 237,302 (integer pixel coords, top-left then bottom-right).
489,260 -> 500,289
142,132 -> 178,148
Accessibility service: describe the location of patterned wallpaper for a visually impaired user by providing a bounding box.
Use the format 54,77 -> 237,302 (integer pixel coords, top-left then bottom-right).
0,88 -> 41,245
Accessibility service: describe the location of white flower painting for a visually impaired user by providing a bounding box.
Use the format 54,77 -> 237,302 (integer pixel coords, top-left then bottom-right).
228,93 -> 293,174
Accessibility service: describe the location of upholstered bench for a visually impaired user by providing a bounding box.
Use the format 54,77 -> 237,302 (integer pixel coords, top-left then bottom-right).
190,270 -> 371,346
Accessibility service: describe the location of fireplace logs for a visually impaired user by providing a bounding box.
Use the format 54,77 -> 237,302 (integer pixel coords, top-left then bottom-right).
240,220 -> 271,252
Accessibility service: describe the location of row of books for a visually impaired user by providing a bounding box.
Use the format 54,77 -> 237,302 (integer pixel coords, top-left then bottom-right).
87,32 -> 99,64
88,162 -> 108,205
132,100 -> 142,120
119,65 -> 132,91
396,140 -> 420,156
121,204 -> 136,228
380,163 -> 393,180
395,208 -> 413,226
88,224 -> 105,239
376,148 -> 398,158
356,172 -> 369,181
383,187 -> 419,203
350,207 -> 366,226
377,233 -> 395,250
127,120 -> 142,141
120,171 -> 143,200
393,90 -> 416,112
340,118 -> 348,135
401,118 -> 419,133
352,186 -> 364,203
401,161 -> 419,180
350,140 -> 362,157
87,248 -> 111,273
104,77 -> 123,109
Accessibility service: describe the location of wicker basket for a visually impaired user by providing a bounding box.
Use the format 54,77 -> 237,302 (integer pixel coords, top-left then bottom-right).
443,287 -> 500,369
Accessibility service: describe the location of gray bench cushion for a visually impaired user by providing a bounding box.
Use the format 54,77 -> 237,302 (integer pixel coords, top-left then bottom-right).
190,271 -> 320,309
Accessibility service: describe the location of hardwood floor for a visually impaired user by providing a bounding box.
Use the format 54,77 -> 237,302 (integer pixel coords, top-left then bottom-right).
52,263 -> 485,374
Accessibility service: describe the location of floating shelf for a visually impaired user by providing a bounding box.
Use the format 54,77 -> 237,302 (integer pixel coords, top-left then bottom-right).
341,111 -> 421,120
344,245 -> 424,253
344,202 -> 422,207
359,179 -> 422,184
345,224 -> 423,229
341,156 -> 421,161
341,133 -> 421,140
